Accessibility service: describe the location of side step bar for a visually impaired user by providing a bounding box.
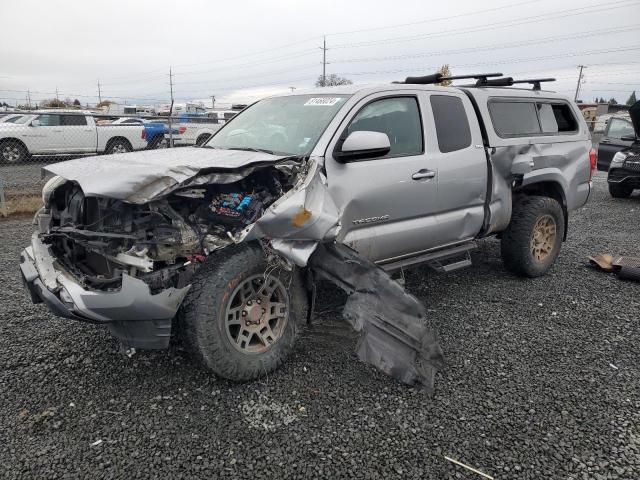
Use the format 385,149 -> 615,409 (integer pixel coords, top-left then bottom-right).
380,242 -> 477,273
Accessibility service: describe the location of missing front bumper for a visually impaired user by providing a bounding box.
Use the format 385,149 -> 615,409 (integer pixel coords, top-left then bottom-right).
19,234 -> 190,349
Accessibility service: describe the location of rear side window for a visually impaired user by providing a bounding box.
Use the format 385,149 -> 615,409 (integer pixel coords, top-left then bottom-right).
61,115 -> 87,126
346,96 -> 423,157
489,101 -> 540,136
537,103 -> 578,133
430,95 -> 472,153
37,114 -> 61,126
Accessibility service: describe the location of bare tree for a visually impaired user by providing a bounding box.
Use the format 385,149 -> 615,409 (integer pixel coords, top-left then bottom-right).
316,74 -> 353,87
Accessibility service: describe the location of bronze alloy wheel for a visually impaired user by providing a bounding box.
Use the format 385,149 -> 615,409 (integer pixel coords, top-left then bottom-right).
530,214 -> 557,262
225,274 -> 289,354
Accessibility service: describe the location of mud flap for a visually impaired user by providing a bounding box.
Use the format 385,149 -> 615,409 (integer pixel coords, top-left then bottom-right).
308,243 -> 444,392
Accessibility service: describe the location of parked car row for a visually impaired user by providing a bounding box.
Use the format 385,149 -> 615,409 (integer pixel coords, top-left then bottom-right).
0,110 -> 148,163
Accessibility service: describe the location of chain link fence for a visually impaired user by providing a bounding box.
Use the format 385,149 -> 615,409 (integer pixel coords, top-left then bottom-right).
0,105 -> 621,217
0,108 -> 240,216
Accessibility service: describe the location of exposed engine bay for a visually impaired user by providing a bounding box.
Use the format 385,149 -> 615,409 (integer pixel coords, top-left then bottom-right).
27,151 -> 442,391
42,167 -> 293,293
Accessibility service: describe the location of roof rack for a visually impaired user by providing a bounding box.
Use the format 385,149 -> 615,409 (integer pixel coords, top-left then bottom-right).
511,78 -> 556,91
395,72 -> 503,85
470,77 -> 556,90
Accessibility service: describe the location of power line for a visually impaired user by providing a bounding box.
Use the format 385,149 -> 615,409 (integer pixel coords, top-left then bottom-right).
331,25 -> 640,64
333,45 -> 640,78
174,49 -> 318,77
325,0 -> 543,36
172,63 -> 319,86
331,0 -> 638,49
156,0 -> 543,70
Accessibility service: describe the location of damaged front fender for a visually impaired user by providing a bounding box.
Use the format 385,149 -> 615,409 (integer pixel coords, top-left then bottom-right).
241,159 -> 341,266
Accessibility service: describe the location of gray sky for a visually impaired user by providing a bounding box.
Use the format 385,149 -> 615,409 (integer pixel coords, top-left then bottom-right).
1,0 -> 639,108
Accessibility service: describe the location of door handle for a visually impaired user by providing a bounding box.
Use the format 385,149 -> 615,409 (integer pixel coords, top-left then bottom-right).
412,169 -> 436,180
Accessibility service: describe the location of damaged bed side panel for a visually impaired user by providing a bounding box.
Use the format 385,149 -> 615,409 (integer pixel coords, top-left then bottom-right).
308,243 -> 444,391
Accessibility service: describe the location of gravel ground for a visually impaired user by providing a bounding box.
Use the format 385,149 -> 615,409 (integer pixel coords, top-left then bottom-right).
0,160 -> 59,189
1,172 -> 639,479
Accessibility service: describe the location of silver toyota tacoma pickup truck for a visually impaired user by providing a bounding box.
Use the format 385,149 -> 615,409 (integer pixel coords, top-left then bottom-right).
20,73 -> 595,388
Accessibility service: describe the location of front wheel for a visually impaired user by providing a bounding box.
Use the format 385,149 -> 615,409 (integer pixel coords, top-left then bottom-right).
501,196 -> 565,277
1,141 -> 27,164
608,183 -> 633,198
180,244 -> 308,381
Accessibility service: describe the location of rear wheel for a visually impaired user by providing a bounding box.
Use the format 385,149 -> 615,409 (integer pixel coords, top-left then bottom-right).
608,183 -> 633,198
147,135 -> 164,149
1,141 -> 27,164
180,244 -> 307,381
501,196 -> 565,277
106,139 -> 132,155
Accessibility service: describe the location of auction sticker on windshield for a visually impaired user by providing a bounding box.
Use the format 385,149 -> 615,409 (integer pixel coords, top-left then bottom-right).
304,97 -> 343,106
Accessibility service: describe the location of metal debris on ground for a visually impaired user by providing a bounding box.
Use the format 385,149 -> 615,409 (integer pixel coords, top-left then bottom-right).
588,254 -> 640,282
308,243 -> 444,392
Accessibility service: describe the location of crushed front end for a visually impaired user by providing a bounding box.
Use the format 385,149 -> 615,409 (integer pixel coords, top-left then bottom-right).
20,164 -> 296,349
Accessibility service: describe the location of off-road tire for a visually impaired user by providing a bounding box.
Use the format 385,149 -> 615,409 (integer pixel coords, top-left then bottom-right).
106,138 -> 132,155
501,195 -> 565,278
180,244 -> 307,381
0,140 -> 28,164
608,183 -> 633,198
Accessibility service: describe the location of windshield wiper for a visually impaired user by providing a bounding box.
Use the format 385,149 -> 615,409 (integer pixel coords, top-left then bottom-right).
226,147 -> 279,155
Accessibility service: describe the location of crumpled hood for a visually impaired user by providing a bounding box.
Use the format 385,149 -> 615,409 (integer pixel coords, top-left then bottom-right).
44,147 -> 291,203
630,100 -> 640,138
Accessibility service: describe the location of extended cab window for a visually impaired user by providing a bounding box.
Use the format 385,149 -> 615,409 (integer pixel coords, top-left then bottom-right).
61,115 -> 87,126
537,103 -> 578,133
38,114 -> 61,126
489,101 -> 540,136
346,97 -> 423,157
430,95 -> 472,153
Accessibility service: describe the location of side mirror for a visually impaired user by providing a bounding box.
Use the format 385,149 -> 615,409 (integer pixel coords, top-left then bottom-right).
334,130 -> 391,161
621,134 -> 637,142
30,119 -> 40,127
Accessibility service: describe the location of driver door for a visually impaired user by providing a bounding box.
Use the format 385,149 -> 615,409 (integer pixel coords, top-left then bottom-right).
26,114 -> 62,153
324,92 -> 442,264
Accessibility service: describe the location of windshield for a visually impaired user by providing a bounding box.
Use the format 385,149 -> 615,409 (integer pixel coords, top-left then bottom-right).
205,94 -> 350,156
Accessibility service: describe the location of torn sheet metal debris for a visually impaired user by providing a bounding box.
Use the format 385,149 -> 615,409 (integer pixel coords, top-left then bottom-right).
308,243 -> 444,391
588,254 -> 640,282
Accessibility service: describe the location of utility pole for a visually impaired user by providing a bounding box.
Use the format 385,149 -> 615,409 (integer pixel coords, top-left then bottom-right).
97,80 -> 102,105
574,65 -> 586,102
211,95 -> 215,109
26,90 -> 31,109
55,86 -> 59,101
168,66 -> 174,148
320,36 -> 327,87
289,87 -> 296,93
